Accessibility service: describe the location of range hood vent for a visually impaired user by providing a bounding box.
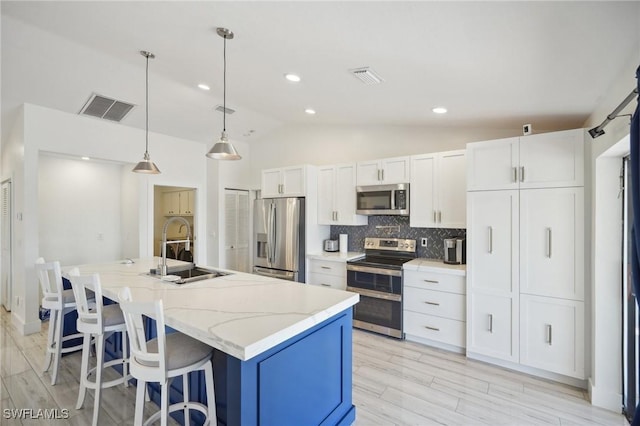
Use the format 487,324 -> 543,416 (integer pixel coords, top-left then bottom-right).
79,93 -> 135,122
215,105 -> 236,115
349,67 -> 384,85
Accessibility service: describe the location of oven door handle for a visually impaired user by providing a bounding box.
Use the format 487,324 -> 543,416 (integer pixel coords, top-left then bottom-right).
346,264 -> 402,277
347,286 -> 402,302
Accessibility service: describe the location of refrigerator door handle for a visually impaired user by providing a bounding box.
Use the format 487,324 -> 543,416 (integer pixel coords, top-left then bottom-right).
267,203 -> 274,264
270,203 -> 277,264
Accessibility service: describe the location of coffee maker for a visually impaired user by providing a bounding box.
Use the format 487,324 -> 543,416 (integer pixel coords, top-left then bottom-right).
444,237 -> 466,265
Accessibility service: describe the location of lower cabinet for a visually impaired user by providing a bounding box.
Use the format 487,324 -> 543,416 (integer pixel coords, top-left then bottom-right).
307,259 -> 346,290
520,295 -> 585,378
467,292 -> 518,363
403,267 -> 466,351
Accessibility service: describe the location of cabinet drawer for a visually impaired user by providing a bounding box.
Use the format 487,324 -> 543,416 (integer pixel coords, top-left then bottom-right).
404,288 -> 465,321
403,270 -> 465,294
403,311 -> 465,347
308,272 -> 346,290
309,260 -> 346,277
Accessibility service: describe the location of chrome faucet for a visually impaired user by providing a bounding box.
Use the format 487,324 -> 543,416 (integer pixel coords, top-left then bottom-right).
159,216 -> 192,276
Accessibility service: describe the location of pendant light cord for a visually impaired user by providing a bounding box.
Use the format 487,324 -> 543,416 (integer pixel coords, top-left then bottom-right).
145,52 -> 150,155
223,35 -> 227,132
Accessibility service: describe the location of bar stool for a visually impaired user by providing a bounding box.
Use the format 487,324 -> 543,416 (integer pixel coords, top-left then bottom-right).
68,272 -> 130,426
35,257 -> 86,385
118,287 -> 216,426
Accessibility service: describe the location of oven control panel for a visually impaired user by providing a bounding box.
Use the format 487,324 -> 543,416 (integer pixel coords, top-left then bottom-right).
364,237 -> 416,252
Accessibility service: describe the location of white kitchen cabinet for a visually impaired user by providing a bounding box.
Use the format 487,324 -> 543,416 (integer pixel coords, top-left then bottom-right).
163,190 -> 194,216
261,165 -> 307,198
179,190 -> 194,215
307,259 -> 346,290
520,295 -> 585,378
467,292 -> 518,362
467,129 -> 584,191
356,156 -> 410,186
519,188 -> 584,300
410,150 -> 466,228
317,164 -> 367,226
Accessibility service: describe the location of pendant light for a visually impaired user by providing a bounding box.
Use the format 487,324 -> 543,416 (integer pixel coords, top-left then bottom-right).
206,27 -> 241,160
132,50 -> 161,174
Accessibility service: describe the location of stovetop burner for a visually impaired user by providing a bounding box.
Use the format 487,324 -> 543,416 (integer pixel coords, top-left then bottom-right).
348,237 -> 417,270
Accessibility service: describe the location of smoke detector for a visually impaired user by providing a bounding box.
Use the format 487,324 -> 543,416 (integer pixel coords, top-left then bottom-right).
79,93 -> 135,122
349,67 -> 384,85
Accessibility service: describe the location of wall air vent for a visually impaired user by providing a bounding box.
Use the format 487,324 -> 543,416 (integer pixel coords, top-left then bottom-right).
349,67 -> 384,85
79,93 -> 135,122
215,105 -> 236,115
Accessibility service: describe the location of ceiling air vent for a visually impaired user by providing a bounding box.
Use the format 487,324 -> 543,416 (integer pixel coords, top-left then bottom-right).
349,67 -> 384,85
215,105 -> 236,115
79,93 -> 135,122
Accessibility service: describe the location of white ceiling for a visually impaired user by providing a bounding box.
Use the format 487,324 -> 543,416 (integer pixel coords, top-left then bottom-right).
2,1 -> 639,145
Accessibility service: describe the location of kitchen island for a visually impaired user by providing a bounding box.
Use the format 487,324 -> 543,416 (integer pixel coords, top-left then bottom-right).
69,258 -> 359,425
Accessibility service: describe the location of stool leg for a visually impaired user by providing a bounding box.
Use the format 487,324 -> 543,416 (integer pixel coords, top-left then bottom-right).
161,379 -> 169,426
75,332 -> 92,409
134,380 -> 146,426
50,308 -> 64,385
183,373 -> 190,426
42,308 -> 56,373
122,330 -> 129,388
204,361 -> 216,426
90,333 -> 105,426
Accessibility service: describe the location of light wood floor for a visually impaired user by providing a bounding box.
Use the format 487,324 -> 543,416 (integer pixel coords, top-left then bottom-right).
0,308 -> 627,425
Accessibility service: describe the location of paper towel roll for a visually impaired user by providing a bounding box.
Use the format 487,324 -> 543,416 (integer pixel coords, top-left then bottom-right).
339,234 -> 348,253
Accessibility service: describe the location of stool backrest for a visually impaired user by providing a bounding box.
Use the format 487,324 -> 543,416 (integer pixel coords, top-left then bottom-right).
35,258 -> 65,309
68,272 -> 104,332
118,287 -> 168,380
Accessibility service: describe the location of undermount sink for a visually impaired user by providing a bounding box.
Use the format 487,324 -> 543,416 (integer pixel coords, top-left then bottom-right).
146,264 -> 231,285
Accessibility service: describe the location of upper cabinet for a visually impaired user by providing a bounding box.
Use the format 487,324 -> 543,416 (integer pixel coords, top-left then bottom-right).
467,129 -> 584,191
261,166 -> 308,198
410,150 -> 466,228
317,164 -> 368,226
163,190 -> 194,216
356,156 -> 410,186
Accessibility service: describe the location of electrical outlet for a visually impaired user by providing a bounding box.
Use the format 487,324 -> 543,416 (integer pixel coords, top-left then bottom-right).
421,237 -> 428,247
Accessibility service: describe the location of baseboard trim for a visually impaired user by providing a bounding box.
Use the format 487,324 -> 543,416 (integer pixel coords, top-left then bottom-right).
11,312 -> 41,335
589,377 -> 622,413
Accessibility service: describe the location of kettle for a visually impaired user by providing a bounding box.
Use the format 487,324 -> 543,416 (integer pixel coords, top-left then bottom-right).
324,239 -> 339,252
444,237 -> 466,264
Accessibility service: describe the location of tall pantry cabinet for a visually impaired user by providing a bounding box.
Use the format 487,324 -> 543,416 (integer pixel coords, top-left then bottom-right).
466,128 -> 586,380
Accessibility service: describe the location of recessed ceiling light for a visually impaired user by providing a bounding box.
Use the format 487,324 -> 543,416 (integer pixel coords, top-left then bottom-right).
81,156 -> 91,161
304,108 -> 316,115
284,73 -> 301,83
432,107 -> 448,114
198,84 -> 210,91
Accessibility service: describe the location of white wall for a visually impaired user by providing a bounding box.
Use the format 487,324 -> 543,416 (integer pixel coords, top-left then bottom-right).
38,154 -> 124,265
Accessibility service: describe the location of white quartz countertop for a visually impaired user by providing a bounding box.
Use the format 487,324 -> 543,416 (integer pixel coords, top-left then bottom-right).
306,252 -> 365,262
403,259 -> 467,276
66,258 -> 359,361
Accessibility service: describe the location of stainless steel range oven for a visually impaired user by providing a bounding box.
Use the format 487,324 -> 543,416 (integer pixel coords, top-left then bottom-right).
346,237 -> 416,338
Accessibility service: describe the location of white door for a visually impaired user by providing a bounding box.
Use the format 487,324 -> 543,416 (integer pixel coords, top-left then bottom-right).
334,164 -> 366,225
519,187 -> 584,300
467,292 -> 518,362
281,166 -> 306,197
1,181 -> 12,311
356,160 -> 382,185
317,166 -> 336,225
410,154 -> 437,228
467,190 -> 519,294
466,137 -> 519,191
438,150 -> 466,228
381,156 -> 410,184
520,295 -> 585,378
519,129 -> 584,189
224,189 -> 250,272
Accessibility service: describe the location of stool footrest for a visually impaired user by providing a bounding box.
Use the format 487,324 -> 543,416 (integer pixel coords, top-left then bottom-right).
144,401 -> 209,426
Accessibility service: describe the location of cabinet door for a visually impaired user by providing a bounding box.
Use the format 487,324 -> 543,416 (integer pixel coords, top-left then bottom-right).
356,160 -> 382,186
334,164 -> 367,225
163,192 -> 180,215
520,188 -> 584,300
467,292 -> 518,362
179,190 -> 194,215
467,191 -> 519,295
437,150 -> 466,228
520,295 -> 585,379
381,157 -> 410,184
466,137 -> 519,191
409,154 -> 437,228
281,166 -> 306,197
317,166 -> 336,225
519,129 -> 584,189
261,169 -> 282,198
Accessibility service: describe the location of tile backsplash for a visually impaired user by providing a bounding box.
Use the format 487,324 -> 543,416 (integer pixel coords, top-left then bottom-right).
330,216 -> 465,259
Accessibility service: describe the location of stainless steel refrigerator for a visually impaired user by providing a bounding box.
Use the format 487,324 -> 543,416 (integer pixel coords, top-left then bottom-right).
253,197 -> 305,282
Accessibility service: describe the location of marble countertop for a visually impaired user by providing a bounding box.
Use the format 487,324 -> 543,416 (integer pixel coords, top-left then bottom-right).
306,251 -> 365,262
66,258 -> 359,361
403,258 -> 467,276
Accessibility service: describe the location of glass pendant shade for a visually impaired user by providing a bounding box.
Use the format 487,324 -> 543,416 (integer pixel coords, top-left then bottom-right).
206,131 -> 241,160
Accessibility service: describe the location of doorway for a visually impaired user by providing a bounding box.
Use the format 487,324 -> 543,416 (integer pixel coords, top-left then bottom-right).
153,185 -> 197,261
1,179 -> 12,312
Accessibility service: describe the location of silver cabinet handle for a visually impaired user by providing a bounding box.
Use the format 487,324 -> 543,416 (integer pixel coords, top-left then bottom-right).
424,301 -> 440,306
377,169 -> 381,181
424,325 -> 440,331
423,279 -> 439,284
433,211 -> 437,222
512,167 -> 518,183
546,324 -> 552,345
321,266 -> 331,270
437,211 -> 442,223
335,211 -> 338,221
381,169 -> 385,181
321,283 -> 331,287
489,314 -> 493,333
546,228 -> 552,258
520,166 -> 525,182
490,226 -> 494,253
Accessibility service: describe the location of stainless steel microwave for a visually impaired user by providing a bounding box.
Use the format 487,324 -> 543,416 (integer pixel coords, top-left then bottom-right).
356,183 -> 409,215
